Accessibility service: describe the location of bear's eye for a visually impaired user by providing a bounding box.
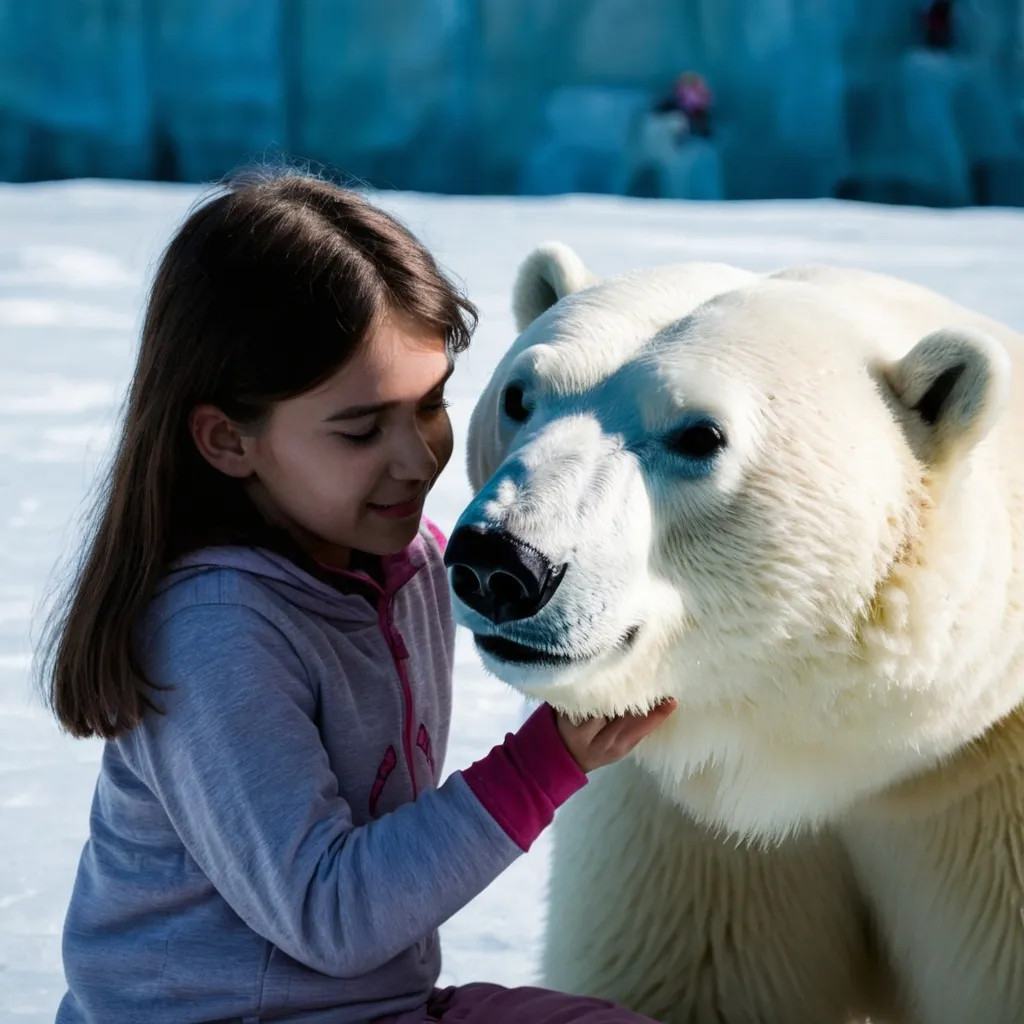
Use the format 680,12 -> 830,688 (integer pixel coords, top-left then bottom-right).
502,384 -> 530,423
666,422 -> 726,460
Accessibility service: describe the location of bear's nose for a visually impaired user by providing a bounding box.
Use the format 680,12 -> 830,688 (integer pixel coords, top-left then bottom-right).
444,525 -> 566,624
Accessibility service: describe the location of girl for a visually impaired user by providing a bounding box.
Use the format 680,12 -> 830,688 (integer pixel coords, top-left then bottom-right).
41,171 -> 675,1024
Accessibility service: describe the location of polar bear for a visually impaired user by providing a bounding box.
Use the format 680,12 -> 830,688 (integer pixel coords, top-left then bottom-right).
444,244 -> 1024,1024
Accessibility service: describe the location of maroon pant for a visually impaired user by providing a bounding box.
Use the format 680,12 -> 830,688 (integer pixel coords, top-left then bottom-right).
376,984 -> 658,1022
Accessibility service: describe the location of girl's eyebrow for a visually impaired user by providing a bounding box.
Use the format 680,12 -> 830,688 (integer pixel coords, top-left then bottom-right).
323,362 -> 455,422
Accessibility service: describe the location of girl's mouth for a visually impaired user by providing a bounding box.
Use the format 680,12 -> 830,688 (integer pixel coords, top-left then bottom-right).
367,493 -> 425,519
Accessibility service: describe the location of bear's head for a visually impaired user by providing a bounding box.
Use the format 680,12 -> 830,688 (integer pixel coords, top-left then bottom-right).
447,242 -> 1019,841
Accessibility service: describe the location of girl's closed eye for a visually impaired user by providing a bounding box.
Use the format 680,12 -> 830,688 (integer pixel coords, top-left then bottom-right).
328,406 -> 382,444
335,422 -> 381,445
334,392 -> 448,446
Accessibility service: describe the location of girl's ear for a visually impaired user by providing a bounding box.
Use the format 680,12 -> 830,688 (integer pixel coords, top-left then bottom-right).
189,404 -> 255,478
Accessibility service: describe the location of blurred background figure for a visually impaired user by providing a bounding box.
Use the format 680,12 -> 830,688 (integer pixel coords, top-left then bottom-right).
0,0 -> 1020,207
654,72 -> 713,139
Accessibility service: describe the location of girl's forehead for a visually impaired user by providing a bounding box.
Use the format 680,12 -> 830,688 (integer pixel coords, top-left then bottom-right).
304,325 -> 450,406
364,318 -> 448,361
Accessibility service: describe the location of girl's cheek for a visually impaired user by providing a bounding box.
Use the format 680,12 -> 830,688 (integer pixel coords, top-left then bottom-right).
433,415 -> 454,472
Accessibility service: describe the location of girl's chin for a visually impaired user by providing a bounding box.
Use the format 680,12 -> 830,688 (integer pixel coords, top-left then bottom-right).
359,514 -> 425,550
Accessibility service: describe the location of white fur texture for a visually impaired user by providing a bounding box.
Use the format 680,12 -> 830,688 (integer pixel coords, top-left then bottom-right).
453,249 -> 1024,1023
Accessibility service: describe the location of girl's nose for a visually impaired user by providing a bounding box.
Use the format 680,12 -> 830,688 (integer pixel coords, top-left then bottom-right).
390,425 -> 439,481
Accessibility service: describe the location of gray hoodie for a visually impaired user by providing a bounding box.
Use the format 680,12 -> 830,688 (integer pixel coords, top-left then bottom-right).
56,522 -> 587,1024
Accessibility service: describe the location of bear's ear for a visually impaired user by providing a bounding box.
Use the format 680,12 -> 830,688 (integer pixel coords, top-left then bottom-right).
884,326 -> 1011,466
512,241 -> 595,333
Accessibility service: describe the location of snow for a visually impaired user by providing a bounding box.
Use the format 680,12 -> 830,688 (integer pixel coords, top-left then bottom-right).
1,180 -> 1024,1021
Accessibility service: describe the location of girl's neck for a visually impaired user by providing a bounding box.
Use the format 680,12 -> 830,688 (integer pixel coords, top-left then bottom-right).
310,549 -> 384,604
345,549 -> 384,584
290,536 -> 385,593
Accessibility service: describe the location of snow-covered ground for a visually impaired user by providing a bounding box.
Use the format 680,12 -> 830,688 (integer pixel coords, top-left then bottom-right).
1,180 -> 1022,1022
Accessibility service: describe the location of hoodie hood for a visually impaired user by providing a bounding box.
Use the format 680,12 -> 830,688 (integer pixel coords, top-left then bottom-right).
155,535 -> 429,626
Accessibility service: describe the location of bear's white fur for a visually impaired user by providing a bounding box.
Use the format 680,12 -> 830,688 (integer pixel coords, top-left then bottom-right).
452,247 -> 1024,1023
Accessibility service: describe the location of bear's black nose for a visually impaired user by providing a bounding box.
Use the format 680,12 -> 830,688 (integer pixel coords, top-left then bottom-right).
444,525 -> 566,624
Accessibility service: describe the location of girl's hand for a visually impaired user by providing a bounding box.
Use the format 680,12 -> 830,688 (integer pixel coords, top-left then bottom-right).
555,698 -> 678,773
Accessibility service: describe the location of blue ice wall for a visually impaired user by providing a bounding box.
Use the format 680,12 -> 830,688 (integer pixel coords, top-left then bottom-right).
0,0 -> 1021,204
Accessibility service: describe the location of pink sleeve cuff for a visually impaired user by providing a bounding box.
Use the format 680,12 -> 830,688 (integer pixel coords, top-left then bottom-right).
460,703 -> 588,851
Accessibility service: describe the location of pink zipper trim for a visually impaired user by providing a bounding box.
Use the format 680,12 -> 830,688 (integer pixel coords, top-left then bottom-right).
423,518 -> 447,553
316,537 -> 427,802
377,596 -> 419,799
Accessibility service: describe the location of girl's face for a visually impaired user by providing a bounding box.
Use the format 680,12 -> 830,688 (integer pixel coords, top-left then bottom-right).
207,320 -> 454,569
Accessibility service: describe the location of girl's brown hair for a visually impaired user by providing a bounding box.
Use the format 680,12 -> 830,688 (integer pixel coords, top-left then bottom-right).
39,169 -> 477,740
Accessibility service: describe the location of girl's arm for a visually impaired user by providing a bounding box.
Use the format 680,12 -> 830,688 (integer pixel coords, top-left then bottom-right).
125,602 -> 585,979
